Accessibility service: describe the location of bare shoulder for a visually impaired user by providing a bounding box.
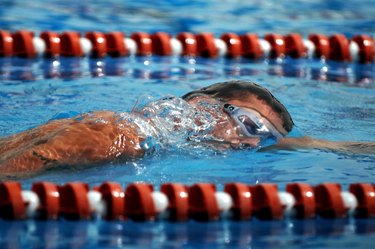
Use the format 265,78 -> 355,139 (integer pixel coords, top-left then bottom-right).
0,110 -> 144,177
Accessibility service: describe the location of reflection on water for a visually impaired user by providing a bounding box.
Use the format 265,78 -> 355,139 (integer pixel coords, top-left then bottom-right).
0,218 -> 374,248
0,57 -> 374,86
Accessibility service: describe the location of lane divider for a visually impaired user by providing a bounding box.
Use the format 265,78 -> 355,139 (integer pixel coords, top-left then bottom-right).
0,30 -> 374,63
0,181 -> 374,221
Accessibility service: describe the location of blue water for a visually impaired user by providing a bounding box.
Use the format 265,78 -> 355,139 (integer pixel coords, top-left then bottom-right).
0,0 -> 375,248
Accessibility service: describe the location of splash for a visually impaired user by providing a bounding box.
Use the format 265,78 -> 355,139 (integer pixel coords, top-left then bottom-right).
116,96 -> 226,156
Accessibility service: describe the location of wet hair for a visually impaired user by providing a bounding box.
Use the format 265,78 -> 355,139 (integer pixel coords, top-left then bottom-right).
182,80 -> 294,133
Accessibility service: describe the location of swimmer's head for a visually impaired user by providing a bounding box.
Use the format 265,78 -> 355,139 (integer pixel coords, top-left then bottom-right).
182,80 -> 294,148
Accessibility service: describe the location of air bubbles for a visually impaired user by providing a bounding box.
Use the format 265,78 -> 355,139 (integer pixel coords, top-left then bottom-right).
123,96 -> 222,156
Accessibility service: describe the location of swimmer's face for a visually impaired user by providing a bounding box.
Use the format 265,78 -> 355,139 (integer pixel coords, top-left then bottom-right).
187,95 -> 287,148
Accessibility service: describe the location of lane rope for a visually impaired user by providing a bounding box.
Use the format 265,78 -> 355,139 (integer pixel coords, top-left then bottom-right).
0,30 -> 374,63
0,181 -> 374,221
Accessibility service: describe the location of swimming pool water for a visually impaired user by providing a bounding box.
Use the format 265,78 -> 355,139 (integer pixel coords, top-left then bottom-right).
1,57 -> 374,187
0,0 -> 375,248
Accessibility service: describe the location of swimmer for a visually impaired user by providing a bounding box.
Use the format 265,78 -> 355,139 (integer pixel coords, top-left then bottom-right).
0,80 -> 374,178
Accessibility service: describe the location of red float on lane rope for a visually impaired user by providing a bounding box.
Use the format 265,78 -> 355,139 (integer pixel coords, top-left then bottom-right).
285,33 -> 307,59
131,32 -> 152,56
0,182 -> 26,220
189,183 -> 220,221
125,183 -> 156,221
264,33 -> 286,59
151,32 -> 172,56
60,31 -> 84,57
40,31 -> 60,58
98,182 -> 125,220
329,34 -> 351,62
286,183 -> 315,219
85,31 -> 107,58
12,30 -> 36,58
314,183 -> 346,218
240,33 -> 263,59
308,34 -> 330,59
349,183 -> 375,218
161,183 -> 189,221
59,182 -> 91,220
196,33 -> 218,58
177,32 -> 198,56
251,183 -> 283,220
105,32 -> 128,57
31,182 -> 59,220
352,35 -> 374,64
221,33 -> 242,58
0,30 -> 13,57
224,183 -> 252,220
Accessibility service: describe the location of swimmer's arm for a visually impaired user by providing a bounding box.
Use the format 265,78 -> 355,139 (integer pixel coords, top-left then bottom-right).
0,111 -> 145,178
262,136 -> 375,154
